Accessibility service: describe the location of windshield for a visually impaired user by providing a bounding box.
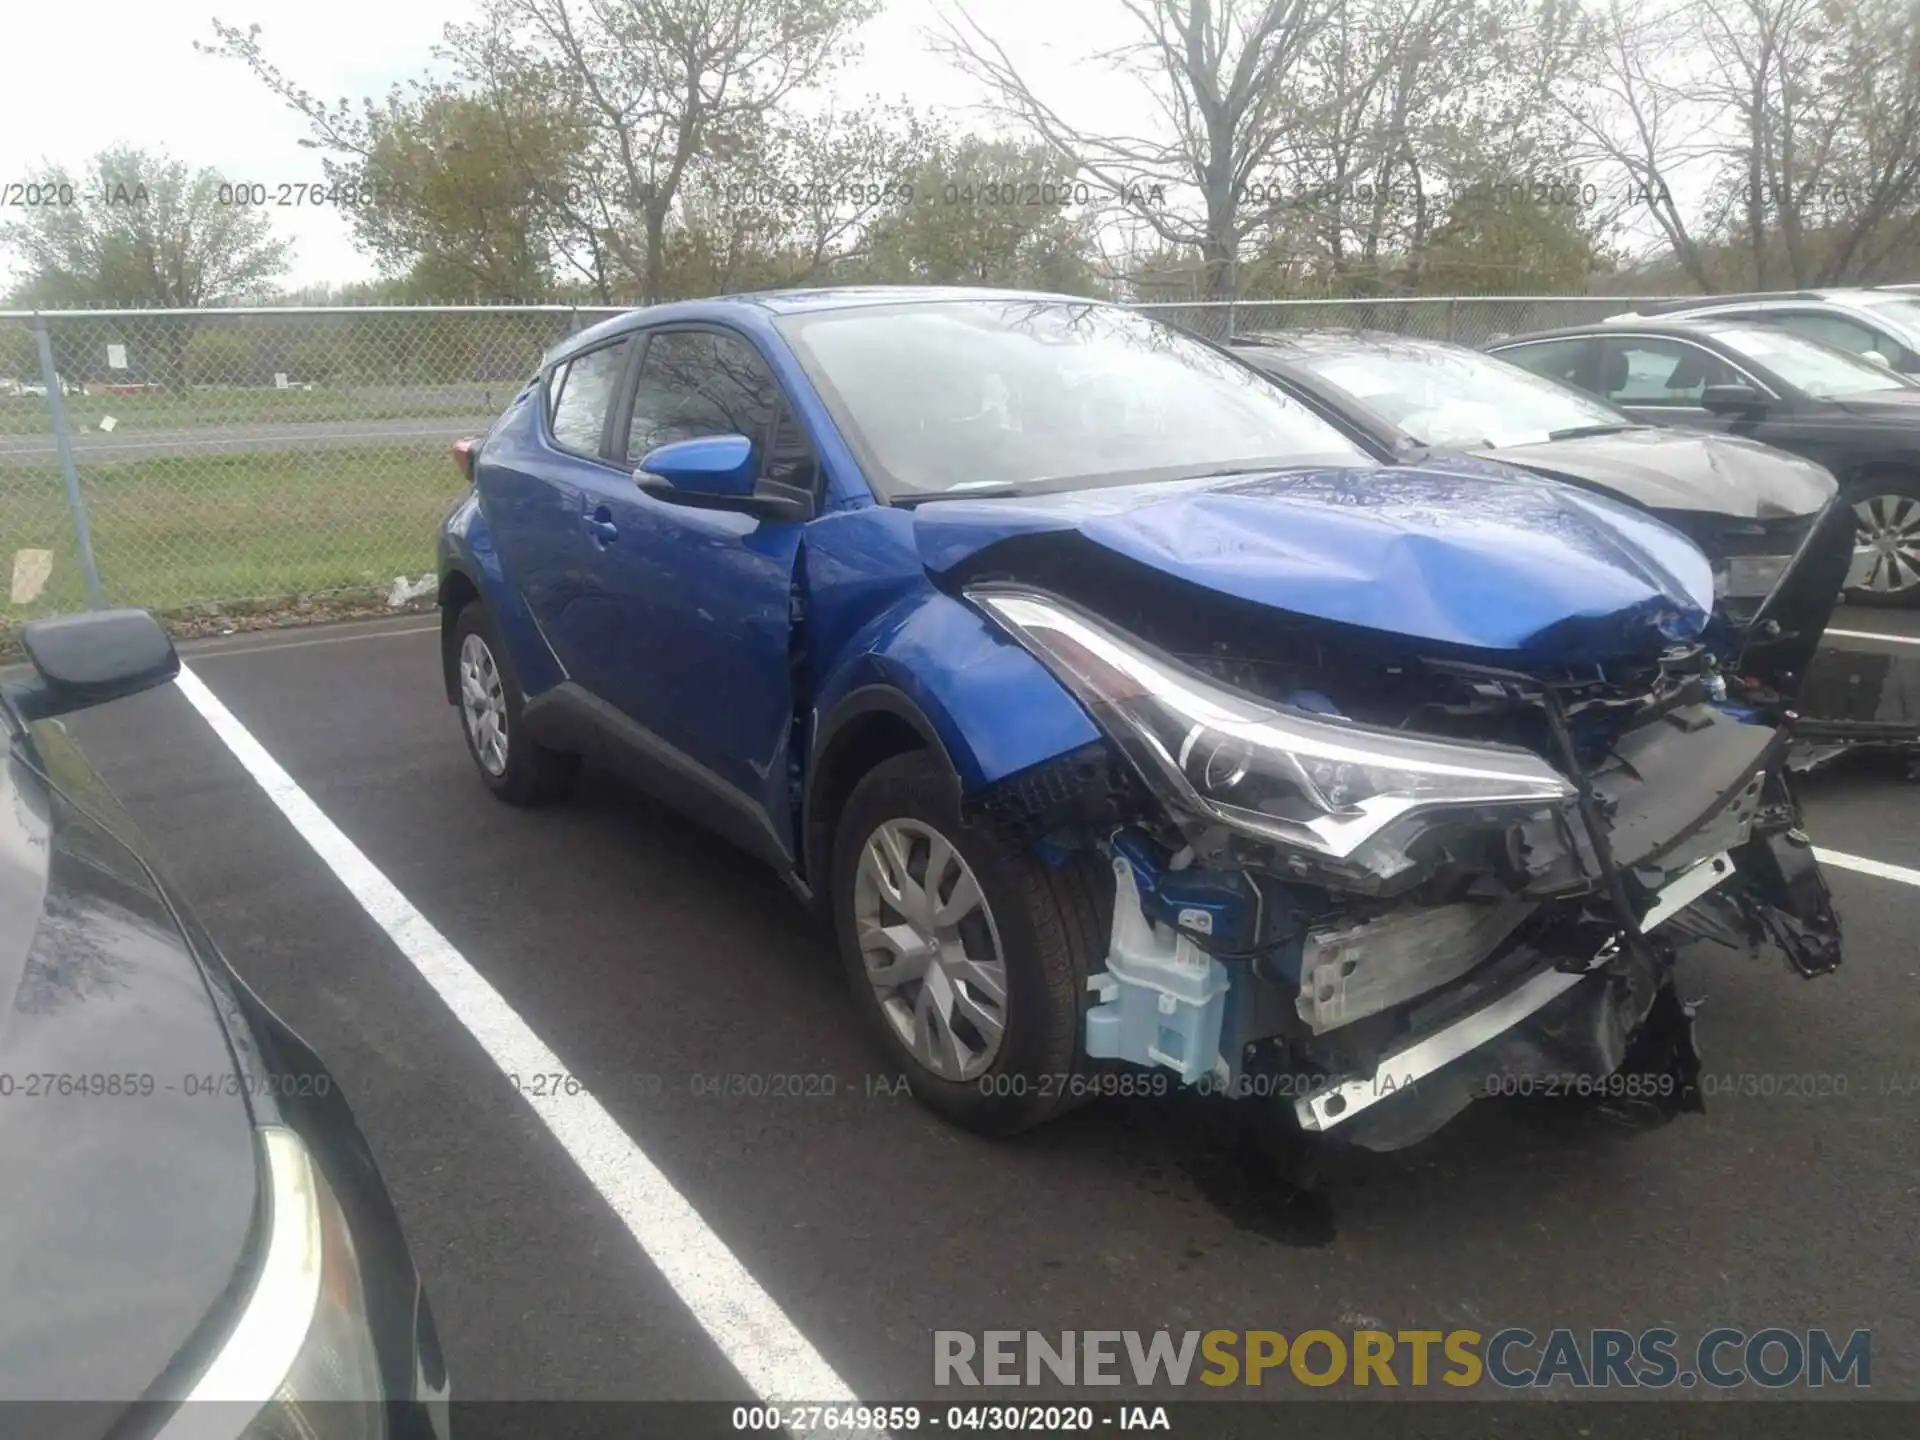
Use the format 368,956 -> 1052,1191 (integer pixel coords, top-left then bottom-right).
773,300 -> 1373,498
1290,343 -> 1634,448
1713,324 -> 1915,398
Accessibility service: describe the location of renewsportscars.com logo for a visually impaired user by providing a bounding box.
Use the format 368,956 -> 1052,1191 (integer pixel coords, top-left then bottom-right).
933,1328 -> 1872,1391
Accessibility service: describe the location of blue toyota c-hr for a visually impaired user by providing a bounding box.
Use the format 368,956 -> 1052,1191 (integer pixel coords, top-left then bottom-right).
438,287 -> 1841,1151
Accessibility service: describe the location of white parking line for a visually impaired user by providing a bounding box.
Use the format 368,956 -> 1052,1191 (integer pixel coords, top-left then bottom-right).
1813,847 -> 1920,888
1826,628 -> 1920,647
170,665 -> 873,1436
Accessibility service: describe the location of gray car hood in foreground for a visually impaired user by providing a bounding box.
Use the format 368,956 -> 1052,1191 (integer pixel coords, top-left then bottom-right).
0,731 -> 257,1407
1470,426 -> 1837,519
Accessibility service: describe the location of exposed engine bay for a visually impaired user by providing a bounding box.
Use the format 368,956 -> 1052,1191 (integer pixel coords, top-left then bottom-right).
961,560 -> 1843,1152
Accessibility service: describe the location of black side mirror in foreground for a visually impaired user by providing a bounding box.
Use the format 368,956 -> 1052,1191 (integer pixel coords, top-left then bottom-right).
4,609 -> 179,722
1700,382 -> 1769,416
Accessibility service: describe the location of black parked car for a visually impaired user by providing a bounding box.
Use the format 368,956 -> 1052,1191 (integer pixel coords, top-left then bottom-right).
1483,316 -> 1920,607
0,611 -> 448,1440
1230,329 -> 1870,749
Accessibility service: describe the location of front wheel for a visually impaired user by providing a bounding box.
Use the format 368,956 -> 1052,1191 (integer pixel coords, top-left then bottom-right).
830,751 -> 1111,1135
1845,473 -> 1920,607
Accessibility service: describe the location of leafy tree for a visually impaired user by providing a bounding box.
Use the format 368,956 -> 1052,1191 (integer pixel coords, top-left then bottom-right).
1410,190 -> 1609,294
0,146 -> 290,389
184,328 -> 256,386
200,28 -> 584,301
0,323 -> 36,385
1271,0 -> 1588,295
0,146 -> 290,309
209,0 -> 880,304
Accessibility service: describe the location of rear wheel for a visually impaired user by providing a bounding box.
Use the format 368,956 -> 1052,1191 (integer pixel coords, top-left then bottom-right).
1845,473 -> 1920,607
830,751 -> 1110,1135
451,600 -> 578,805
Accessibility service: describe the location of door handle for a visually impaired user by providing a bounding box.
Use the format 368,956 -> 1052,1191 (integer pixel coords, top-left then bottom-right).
584,510 -> 620,546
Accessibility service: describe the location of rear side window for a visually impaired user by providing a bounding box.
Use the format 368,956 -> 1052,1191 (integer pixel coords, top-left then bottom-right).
1766,311 -> 1892,360
1598,338 -> 1738,404
549,340 -> 631,456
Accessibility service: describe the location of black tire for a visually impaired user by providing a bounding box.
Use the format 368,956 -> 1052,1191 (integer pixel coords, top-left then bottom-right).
830,750 -> 1111,1135
450,599 -> 579,805
1842,471 -> 1920,608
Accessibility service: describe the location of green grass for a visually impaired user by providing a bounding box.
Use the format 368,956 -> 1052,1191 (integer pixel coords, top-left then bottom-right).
0,386 -> 506,435
0,445 -> 466,618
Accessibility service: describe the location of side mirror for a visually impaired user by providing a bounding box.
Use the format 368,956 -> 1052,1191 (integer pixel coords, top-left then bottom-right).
1862,349 -> 1893,369
1700,382 -> 1768,416
636,433 -> 812,522
3,609 -> 179,722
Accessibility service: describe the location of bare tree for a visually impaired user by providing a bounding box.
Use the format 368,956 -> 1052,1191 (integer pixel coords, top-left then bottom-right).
931,0 -> 1343,299
1558,0 -> 1920,290
1552,0 -> 1727,291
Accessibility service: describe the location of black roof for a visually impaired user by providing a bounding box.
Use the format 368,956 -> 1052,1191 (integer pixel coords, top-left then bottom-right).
1482,316 -> 1764,348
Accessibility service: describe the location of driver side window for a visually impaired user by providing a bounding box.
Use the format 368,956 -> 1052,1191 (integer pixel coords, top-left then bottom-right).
626,330 -> 778,465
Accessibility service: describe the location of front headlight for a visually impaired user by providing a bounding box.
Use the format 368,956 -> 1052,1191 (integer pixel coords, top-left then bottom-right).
160,1126 -> 385,1440
970,586 -> 1577,884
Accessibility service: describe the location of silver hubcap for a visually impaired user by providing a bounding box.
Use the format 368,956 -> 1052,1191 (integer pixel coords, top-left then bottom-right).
852,818 -> 1008,1081
1853,493 -> 1920,595
459,632 -> 509,776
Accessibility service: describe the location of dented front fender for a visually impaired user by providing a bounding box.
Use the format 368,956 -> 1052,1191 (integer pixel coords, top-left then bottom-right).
811,589 -> 1102,794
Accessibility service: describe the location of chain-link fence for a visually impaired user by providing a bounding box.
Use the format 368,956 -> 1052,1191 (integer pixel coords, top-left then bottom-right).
0,295 -> 1663,636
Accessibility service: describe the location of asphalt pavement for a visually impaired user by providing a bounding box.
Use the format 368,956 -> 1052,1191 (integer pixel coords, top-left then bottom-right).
57,613 -> 1920,1426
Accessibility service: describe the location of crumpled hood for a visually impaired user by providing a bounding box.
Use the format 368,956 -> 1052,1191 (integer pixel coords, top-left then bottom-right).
914,458 -> 1715,663
1471,427 -> 1836,519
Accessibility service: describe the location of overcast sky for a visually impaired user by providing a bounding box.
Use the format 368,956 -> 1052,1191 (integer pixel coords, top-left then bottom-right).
0,0 -> 1145,290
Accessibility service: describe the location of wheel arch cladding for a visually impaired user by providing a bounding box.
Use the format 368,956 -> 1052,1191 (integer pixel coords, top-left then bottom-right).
438,569 -> 481,705
803,591 -> 1105,880
437,494 -> 565,701
802,699 -> 933,892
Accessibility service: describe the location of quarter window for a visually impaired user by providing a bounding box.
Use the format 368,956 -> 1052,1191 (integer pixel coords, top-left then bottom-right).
549,341 -> 631,456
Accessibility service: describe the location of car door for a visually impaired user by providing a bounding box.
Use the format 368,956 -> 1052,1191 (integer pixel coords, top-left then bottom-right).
1591,334 -> 1757,433
563,324 -> 820,862
479,336 -> 633,681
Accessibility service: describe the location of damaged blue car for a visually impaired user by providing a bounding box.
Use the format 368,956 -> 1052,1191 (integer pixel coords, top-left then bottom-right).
437,288 -> 1843,1150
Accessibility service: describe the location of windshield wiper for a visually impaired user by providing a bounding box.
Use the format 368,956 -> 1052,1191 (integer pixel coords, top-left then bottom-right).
1546,422 -> 1642,441
893,484 -> 1026,507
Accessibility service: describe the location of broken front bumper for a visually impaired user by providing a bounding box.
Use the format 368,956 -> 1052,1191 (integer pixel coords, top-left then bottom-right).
1080,703 -> 1842,1148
